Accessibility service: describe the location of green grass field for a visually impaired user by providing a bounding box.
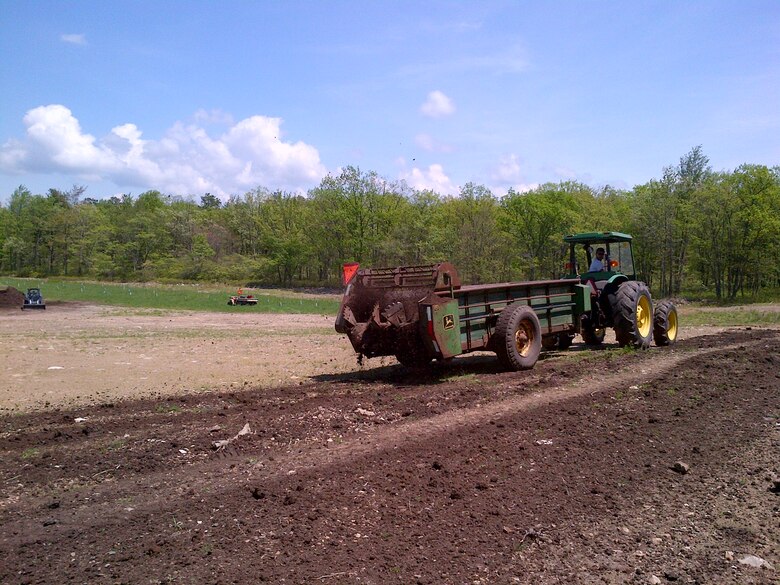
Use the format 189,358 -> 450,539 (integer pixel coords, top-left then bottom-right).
679,305 -> 780,327
2,277 -> 340,315
4,277 -> 779,326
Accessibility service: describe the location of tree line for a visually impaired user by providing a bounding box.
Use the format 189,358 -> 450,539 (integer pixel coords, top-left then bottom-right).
1,147 -> 778,300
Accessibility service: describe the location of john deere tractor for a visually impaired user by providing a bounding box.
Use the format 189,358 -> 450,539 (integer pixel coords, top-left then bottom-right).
563,232 -> 678,348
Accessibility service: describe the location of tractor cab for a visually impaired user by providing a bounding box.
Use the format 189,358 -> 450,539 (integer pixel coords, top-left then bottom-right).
562,232 -> 637,345
560,232 -> 677,349
563,231 -> 636,285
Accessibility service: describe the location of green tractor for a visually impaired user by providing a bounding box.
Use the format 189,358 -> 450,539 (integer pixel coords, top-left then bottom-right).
563,232 -> 678,348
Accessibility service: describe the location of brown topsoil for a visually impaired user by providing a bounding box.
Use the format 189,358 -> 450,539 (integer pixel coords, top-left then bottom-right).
0,286 -> 25,308
0,303 -> 778,585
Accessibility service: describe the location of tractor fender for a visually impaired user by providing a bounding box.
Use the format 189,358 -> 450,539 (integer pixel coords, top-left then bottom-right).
605,274 -> 629,288
601,274 -> 629,299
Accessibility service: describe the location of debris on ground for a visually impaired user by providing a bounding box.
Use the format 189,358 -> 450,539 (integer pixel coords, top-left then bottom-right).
738,554 -> 774,570
212,422 -> 252,450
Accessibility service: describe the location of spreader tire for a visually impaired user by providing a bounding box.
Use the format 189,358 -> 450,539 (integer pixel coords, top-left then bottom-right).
612,281 -> 653,349
653,300 -> 679,346
494,304 -> 542,370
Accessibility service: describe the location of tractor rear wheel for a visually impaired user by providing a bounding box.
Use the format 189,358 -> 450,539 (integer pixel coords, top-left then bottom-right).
653,300 -> 679,346
494,304 -> 542,370
612,281 -> 653,349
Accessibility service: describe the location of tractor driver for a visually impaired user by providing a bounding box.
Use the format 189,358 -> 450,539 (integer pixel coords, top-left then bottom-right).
589,247 -> 607,272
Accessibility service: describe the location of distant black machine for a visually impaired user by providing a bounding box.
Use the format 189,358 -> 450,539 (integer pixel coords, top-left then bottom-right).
22,288 -> 46,310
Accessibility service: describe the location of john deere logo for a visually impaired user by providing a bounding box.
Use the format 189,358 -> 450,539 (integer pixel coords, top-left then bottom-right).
443,314 -> 455,330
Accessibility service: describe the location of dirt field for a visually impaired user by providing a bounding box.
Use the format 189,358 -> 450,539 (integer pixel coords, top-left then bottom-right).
0,302 -> 778,584
0,301 -> 736,413
0,302 -> 355,412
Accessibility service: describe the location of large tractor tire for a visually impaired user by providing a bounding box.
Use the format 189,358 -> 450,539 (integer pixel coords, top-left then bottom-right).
612,281 -> 654,349
494,304 -> 542,370
653,300 -> 679,346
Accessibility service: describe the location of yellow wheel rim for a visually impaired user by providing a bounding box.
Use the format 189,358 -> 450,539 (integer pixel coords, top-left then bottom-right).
637,296 -> 652,338
515,322 -> 534,357
667,309 -> 678,341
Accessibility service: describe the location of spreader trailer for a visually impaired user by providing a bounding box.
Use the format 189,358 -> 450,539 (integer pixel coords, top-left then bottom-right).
335,232 -> 679,370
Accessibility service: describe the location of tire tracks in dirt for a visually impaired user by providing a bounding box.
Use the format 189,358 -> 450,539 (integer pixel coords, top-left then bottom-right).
248,331 -> 778,481
5,329 -> 776,534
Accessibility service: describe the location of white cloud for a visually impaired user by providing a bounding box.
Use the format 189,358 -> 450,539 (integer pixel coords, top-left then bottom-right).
492,153 -> 522,183
491,182 -> 538,197
400,45 -> 529,77
414,133 -> 454,153
193,109 -> 235,126
553,166 -> 579,180
399,163 -> 457,195
419,20 -> 483,34
415,133 -> 435,151
489,153 -> 538,196
61,34 -> 87,45
0,105 -> 327,197
420,90 -> 456,118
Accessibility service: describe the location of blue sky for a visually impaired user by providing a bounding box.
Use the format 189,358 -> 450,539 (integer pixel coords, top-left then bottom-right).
1,0 -> 778,202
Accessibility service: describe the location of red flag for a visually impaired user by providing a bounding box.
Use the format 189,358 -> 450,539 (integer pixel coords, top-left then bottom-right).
342,262 -> 359,285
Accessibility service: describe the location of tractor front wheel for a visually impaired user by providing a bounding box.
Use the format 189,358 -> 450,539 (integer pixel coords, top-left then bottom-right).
543,332 -> 575,351
612,281 -> 653,349
558,333 -> 575,350
653,300 -> 679,346
581,323 -> 606,345
494,304 -> 542,370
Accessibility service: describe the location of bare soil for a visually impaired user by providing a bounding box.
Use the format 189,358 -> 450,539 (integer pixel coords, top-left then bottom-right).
0,286 -> 26,309
0,302 -> 356,412
0,303 -> 778,584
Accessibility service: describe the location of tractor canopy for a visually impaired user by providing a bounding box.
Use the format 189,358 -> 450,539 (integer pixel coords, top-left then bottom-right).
563,231 -> 633,244
563,232 -> 636,282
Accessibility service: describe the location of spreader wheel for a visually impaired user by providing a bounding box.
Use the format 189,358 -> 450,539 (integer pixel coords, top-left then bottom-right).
494,304 -> 542,370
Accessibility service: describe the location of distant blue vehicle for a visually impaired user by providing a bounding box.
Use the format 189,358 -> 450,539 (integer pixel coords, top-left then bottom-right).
22,288 -> 46,310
